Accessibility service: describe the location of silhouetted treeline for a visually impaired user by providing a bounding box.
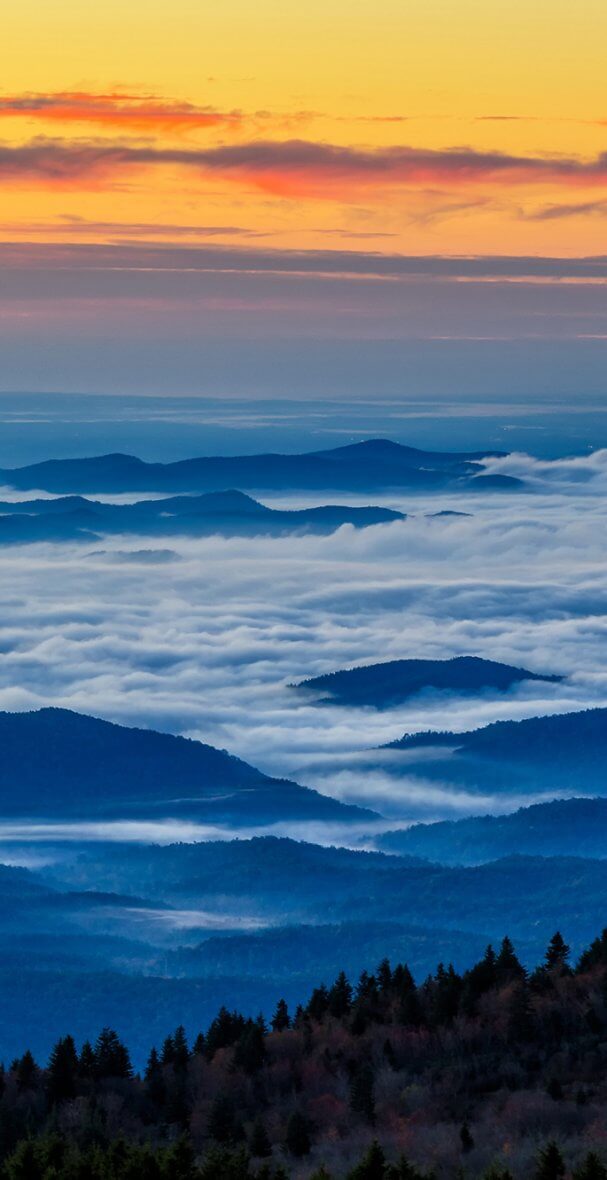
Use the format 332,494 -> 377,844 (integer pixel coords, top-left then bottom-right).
3,930 -> 607,1177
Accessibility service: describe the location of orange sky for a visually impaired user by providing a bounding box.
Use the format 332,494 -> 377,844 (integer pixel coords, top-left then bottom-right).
2,0 -> 607,258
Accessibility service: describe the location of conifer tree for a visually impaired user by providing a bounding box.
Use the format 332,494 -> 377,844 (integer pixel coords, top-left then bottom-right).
348,1140 -> 387,1180
534,1142 -> 566,1180
349,1062 -> 376,1125
496,936 -> 526,980
545,932 -> 571,970
249,1117 -> 272,1158
271,998 -> 290,1032
573,1153 -> 607,1180
285,1109 -> 311,1157
47,1035 -> 79,1103
329,970 -> 353,1017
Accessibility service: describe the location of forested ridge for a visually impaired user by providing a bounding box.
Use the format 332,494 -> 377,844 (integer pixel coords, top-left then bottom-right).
3,930 -> 607,1179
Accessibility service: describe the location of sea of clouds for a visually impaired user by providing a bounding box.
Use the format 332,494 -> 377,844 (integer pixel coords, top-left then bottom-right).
1,448 -> 606,824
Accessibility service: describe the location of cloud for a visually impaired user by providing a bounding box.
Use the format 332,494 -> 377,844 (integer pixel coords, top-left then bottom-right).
522,199 -> 607,221
2,239 -> 607,281
2,137 -> 607,195
1,460 -> 607,821
0,92 -> 243,133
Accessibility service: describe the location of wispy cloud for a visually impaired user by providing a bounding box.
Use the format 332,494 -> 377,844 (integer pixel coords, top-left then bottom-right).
2,137 -> 607,195
0,91 -> 243,133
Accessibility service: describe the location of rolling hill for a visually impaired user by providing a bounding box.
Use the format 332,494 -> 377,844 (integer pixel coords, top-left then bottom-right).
293,654 -> 561,707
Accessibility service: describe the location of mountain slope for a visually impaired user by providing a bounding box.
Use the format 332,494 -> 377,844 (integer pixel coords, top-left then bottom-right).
294,654 -> 560,707
0,438 -> 519,494
377,797 -> 607,864
364,707 -> 607,805
0,708 -> 373,824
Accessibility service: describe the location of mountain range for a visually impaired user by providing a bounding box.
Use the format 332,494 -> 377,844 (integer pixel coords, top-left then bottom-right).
0,439 -> 521,495
0,489 -> 404,544
294,654 -> 561,708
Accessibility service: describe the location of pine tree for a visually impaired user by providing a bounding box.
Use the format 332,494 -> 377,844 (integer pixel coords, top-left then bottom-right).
545,932 -> 570,970
47,1035 -> 79,1103
249,1117 -> 272,1158
271,998 -> 290,1032
377,958 -> 393,992
144,1046 -> 165,1106
207,1094 -> 240,1144
329,971 -> 353,1017
534,1142 -> 566,1180
348,1140 -> 387,1180
496,936 -> 526,980
460,1122 -> 474,1152
233,1020 -> 265,1075
285,1109 -> 311,1157
78,1040 -> 96,1078
15,1050 -> 37,1092
349,1062 -> 376,1125
94,1028 -> 132,1079
172,1025 -> 190,1072
573,1153 -> 607,1180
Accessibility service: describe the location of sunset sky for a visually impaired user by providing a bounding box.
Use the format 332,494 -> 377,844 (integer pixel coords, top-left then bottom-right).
2,0 -> 607,395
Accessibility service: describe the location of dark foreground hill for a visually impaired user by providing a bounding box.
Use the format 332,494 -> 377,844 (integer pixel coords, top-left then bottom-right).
2,928 -> 607,1178
0,708 -> 372,825
377,797 -> 607,864
294,655 -> 560,708
0,490 -> 404,544
0,438 -> 520,495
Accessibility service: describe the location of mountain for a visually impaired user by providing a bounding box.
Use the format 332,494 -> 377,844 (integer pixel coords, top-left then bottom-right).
45,836 -> 607,950
376,797 -> 607,864
0,438 -> 520,495
0,708 -> 373,824
293,654 -> 561,708
42,835 -> 415,911
380,706 -> 607,801
0,490 -> 405,544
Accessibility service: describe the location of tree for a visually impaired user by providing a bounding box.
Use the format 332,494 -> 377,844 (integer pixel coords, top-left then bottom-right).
172,1025 -> 190,1072
460,1123 -> 474,1153
233,1021 -> 265,1075
573,1153 -> 607,1180
377,958 -> 393,992
15,1050 -> 37,1092
348,1141 -> 387,1180
47,1035 -> 79,1103
144,1046 -> 165,1106
78,1040 -> 96,1078
545,932 -> 570,971
207,1094 -> 240,1144
349,1062 -> 376,1125
94,1028 -> 132,1079
329,971 -> 353,1018
534,1142 -> 566,1180
249,1117 -> 272,1158
285,1109 -> 311,1157
271,998 -> 290,1032
496,936 -> 526,980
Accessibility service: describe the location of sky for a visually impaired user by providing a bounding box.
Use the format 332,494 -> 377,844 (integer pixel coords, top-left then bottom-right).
2,0 -> 607,396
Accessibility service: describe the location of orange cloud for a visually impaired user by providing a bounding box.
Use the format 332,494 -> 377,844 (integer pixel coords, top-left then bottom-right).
0,91 -> 242,133
2,137 -> 607,198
